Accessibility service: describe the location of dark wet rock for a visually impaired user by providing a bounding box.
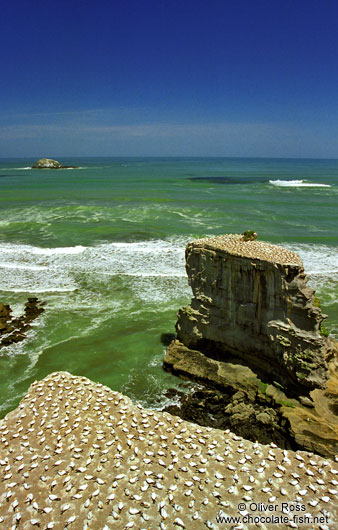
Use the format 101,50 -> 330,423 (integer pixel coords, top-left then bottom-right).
0,303 -> 11,319
0,298 -> 45,349
163,343 -> 338,456
162,384 -> 298,450
160,332 -> 176,346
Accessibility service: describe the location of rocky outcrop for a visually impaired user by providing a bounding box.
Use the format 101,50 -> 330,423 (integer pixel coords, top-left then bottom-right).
1,372 -> 337,529
32,158 -> 78,169
173,234 -> 335,395
164,234 -> 338,457
0,298 -> 45,349
164,341 -> 338,457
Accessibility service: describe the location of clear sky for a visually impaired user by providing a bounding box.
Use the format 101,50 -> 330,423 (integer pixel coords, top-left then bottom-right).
1,0 -> 338,158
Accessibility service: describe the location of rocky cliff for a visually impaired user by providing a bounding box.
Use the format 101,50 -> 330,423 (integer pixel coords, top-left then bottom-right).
174,234 -> 334,395
164,234 -> 338,456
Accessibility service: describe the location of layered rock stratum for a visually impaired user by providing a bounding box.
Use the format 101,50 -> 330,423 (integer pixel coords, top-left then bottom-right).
0,372 -> 337,529
171,234 -> 335,394
164,234 -> 338,457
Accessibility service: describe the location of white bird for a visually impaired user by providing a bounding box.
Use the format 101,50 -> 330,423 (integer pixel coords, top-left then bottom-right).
66,515 -> 76,526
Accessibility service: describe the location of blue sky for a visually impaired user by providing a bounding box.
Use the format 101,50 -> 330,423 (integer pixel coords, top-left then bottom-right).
1,0 -> 338,157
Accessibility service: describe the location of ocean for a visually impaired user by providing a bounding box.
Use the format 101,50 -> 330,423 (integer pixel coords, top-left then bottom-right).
0,157 -> 337,417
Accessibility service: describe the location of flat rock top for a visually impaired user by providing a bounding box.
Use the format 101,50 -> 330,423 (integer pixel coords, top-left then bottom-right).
0,372 -> 337,529
191,234 -> 303,266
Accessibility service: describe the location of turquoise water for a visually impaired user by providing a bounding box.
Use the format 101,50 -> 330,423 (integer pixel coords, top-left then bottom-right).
0,157 -> 337,416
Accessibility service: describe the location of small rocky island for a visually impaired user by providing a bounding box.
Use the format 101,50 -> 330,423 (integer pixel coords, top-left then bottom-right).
32,158 -> 78,169
164,234 -> 338,457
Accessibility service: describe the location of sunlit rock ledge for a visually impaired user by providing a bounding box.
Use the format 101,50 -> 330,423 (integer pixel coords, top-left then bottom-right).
0,372 -> 337,529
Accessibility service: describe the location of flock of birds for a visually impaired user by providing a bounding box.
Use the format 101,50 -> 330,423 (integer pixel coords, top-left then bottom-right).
0,371 -> 337,529
192,234 -> 303,266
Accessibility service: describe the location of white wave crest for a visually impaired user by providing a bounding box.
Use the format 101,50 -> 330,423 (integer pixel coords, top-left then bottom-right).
31,245 -> 86,256
0,167 -> 32,170
269,179 -> 331,188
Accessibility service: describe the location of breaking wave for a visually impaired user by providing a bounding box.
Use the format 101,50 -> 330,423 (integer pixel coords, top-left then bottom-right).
269,179 -> 331,188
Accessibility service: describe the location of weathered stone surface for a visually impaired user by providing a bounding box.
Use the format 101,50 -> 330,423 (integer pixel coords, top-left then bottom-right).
175,234 -> 336,394
32,158 -> 78,169
164,339 -> 338,457
1,372 -> 337,529
0,298 -> 45,349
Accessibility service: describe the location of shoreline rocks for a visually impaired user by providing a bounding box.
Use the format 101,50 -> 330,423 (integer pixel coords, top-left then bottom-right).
163,341 -> 338,457
0,298 -> 45,349
32,158 -> 78,169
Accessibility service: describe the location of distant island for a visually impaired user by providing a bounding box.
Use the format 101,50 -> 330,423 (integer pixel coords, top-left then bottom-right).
32,158 -> 79,169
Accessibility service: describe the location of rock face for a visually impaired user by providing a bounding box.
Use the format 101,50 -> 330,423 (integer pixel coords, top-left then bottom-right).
174,234 -> 334,395
0,298 -> 45,349
164,235 -> 338,457
1,372 -> 337,529
164,341 -> 338,457
32,158 -> 78,169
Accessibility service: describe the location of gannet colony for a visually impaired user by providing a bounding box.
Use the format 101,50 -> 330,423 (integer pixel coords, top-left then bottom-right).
0,372 -> 337,530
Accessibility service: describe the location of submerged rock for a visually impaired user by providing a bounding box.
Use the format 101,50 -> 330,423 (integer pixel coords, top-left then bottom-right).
32,158 -> 78,169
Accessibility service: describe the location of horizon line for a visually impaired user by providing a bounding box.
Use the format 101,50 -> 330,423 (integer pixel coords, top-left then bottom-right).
2,155 -> 338,161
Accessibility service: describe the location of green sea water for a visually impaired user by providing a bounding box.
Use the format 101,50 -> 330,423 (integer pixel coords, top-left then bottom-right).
0,157 -> 337,417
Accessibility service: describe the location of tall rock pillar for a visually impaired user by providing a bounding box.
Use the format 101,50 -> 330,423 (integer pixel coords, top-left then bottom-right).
171,234 -> 335,394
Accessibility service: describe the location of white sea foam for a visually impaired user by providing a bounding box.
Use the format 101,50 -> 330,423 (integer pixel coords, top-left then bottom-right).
0,167 -> 32,170
2,239 -> 335,312
283,243 -> 338,313
0,262 -> 48,270
31,245 -> 86,256
285,243 -> 338,276
7,287 -> 77,293
269,179 -> 331,187
0,239 -> 190,302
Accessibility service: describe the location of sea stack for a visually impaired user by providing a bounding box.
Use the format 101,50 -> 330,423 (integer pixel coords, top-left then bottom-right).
166,234 -> 335,395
